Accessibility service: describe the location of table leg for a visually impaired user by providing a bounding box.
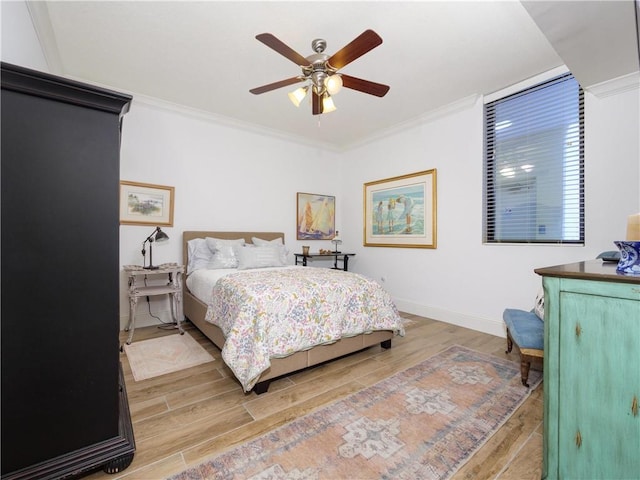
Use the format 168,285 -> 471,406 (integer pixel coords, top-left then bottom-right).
126,296 -> 138,345
170,291 -> 184,335
343,256 -> 349,271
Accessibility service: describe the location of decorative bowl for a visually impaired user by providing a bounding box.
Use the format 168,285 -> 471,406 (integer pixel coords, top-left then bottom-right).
614,241 -> 640,276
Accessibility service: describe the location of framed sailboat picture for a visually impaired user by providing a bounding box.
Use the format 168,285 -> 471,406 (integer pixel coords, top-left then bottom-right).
296,192 -> 336,240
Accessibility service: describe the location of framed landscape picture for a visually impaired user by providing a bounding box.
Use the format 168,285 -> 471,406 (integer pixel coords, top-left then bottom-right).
120,181 -> 174,226
297,192 -> 336,240
363,169 -> 437,248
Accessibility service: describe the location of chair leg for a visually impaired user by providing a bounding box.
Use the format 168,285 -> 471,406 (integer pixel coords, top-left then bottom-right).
520,355 -> 531,388
506,329 -> 514,354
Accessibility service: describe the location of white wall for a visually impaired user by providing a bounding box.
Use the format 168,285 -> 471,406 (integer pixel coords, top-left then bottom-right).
341,87 -> 639,336
0,1 -> 49,71
3,2 -> 638,335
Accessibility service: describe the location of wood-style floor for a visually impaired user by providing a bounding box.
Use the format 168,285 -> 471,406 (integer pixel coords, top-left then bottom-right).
85,314 -> 543,480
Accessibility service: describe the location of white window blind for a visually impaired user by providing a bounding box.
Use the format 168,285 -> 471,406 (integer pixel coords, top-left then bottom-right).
483,73 -> 584,244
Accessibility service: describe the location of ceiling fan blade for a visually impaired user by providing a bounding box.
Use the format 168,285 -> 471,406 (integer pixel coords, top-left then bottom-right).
327,30 -> 383,70
255,33 -> 311,67
312,90 -> 322,115
341,74 -> 390,97
250,77 -> 305,95
340,74 -> 390,97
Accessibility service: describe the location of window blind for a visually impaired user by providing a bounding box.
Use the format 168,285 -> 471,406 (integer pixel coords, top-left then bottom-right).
484,73 -> 584,244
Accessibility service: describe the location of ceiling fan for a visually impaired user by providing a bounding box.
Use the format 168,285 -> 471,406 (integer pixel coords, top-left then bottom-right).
249,29 -> 390,115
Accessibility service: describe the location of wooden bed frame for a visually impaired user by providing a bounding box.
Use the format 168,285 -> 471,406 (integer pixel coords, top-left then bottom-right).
182,231 -> 393,394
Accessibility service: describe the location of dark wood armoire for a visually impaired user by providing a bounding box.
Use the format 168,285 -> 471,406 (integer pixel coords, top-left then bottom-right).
1,63 -> 135,479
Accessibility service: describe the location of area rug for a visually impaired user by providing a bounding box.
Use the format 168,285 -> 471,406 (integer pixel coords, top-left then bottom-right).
124,332 -> 214,381
169,345 -> 542,479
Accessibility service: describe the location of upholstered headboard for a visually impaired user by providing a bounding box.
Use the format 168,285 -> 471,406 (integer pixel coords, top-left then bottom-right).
182,231 -> 285,267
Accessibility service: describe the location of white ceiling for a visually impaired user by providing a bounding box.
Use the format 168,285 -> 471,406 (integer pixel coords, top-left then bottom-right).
27,1 -> 639,151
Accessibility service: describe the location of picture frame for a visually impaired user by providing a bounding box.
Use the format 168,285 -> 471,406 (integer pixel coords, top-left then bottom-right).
296,192 -> 336,240
119,181 -> 174,226
363,169 -> 437,248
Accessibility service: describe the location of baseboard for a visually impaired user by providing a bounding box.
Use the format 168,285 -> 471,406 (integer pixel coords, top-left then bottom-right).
394,298 -> 506,338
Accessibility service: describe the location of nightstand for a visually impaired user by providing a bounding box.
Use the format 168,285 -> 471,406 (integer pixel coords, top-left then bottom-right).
294,253 -> 356,271
123,263 -> 185,344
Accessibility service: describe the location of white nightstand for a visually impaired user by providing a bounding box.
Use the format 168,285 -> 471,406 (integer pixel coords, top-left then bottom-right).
123,263 -> 185,344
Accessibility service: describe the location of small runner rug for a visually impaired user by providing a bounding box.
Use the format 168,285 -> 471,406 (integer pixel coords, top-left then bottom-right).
169,344 -> 541,479
124,332 -> 214,381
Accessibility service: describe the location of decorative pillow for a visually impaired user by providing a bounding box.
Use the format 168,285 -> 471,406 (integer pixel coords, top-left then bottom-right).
251,236 -> 283,246
251,236 -> 289,264
236,244 -> 286,270
534,287 -> 545,321
205,237 -> 245,269
187,238 -> 216,274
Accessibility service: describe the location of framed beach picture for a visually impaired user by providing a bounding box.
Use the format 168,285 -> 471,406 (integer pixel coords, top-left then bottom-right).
363,169 -> 437,248
120,181 -> 174,226
296,192 -> 336,240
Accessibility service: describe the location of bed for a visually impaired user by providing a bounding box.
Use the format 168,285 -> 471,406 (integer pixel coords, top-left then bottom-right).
182,231 -> 404,394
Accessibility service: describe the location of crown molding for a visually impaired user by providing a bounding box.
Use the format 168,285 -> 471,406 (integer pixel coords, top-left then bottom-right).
128,93 -> 342,152
25,1 -> 64,75
586,71 -> 640,98
58,74 -> 480,154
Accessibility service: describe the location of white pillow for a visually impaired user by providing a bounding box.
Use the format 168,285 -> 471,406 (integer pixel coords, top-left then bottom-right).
187,238 -> 216,274
534,287 -> 545,321
205,237 -> 245,269
251,236 -> 289,264
251,236 -> 283,246
236,244 -> 286,270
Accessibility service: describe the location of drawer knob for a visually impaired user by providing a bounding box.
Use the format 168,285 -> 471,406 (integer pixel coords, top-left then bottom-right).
575,323 -> 582,337
575,430 -> 582,448
632,396 -> 639,417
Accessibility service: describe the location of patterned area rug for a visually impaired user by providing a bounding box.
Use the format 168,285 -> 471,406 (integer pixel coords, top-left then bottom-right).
124,332 -> 214,381
169,345 -> 541,479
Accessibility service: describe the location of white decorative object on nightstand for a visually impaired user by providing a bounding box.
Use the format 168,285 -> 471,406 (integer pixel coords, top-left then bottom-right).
123,263 -> 185,344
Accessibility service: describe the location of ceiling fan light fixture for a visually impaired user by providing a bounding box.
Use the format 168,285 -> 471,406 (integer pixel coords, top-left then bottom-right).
322,94 -> 337,113
251,30 -> 389,115
324,74 -> 343,95
288,86 -> 309,107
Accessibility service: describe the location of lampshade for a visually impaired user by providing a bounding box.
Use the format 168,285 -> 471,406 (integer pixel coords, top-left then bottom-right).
331,230 -> 342,253
288,86 -> 308,107
154,228 -> 169,243
324,74 -> 343,95
322,95 -> 337,113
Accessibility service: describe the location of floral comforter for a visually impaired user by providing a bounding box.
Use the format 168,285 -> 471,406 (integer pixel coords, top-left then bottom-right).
204,266 -> 404,391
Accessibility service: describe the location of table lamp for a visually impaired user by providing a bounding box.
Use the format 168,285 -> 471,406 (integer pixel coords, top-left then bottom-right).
142,226 -> 169,270
331,231 -> 342,253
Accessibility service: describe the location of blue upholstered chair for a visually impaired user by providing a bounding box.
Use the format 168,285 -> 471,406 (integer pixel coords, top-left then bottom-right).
503,308 -> 544,387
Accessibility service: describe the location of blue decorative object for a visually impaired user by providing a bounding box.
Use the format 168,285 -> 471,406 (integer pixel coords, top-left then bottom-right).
614,241 -> 640,276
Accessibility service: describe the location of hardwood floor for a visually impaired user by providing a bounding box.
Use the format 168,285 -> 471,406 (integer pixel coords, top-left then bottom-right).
85,314 -> 543,480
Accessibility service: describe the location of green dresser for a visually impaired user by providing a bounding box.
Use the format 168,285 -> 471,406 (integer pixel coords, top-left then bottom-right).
535,260 -> 640,479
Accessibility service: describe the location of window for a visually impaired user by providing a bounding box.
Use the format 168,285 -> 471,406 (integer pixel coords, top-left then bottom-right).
483,73 -> 584,244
